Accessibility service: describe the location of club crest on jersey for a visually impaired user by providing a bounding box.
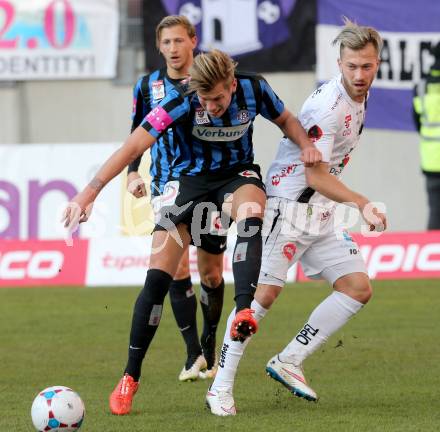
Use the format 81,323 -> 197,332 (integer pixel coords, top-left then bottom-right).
152,80 -> 165,101
195,107 -> 210,125
237,110 -> 250,124
282,243 -> 296,261
308,124 -> 323,142
239,170 -> 259,179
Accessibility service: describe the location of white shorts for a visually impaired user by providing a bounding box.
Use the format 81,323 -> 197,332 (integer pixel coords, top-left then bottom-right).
259,197 -> 367,287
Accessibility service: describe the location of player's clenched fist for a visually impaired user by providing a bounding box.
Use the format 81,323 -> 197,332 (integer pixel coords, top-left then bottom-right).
301,146 -> 322,167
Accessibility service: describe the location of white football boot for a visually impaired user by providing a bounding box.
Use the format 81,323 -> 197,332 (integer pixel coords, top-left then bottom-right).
198,365 -> 217,380
178,355 -> 207,382
206,387 -> 237,416
199,354 -> 218,380
266,355 -> 318,401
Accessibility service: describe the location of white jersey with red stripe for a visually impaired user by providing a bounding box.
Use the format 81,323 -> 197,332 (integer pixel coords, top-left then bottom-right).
266,74 -> 367,209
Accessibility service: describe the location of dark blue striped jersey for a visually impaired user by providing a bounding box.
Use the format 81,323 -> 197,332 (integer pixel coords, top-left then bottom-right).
128,68 -> 183,195
141,72 -> 285,176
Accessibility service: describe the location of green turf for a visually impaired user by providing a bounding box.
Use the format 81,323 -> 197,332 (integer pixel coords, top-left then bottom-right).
1,279 -> 439,431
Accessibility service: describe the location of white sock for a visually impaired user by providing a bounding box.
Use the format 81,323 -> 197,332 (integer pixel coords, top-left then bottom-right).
279,291 -> 363,365
211,299 -> 267,392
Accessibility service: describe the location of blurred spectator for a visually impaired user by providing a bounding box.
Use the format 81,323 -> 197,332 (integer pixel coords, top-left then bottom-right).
413,42 -> 440,230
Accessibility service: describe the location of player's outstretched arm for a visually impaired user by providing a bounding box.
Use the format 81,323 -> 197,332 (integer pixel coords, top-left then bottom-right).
273,109 -> 322,166
305,163 -> 387,231
62,127 -> 155,227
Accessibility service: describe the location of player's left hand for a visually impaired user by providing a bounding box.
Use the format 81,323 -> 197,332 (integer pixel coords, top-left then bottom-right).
369,207 -> 387,232
301,147 -> 322,167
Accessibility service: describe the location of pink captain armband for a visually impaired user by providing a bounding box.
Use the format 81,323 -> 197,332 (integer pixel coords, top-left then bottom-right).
145,106 -> 174,133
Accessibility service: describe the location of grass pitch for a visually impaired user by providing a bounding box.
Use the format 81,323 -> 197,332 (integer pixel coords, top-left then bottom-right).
1,279 -> 439,431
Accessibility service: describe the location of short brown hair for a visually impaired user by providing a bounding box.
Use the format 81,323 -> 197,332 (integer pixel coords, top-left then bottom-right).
332,17 -> 383,58
155,15 -> 196,48
189,49 -> 237,93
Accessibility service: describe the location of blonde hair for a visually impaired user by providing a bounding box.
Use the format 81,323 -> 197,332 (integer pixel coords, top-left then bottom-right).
189,49 -> 237,93
332,17 -> 383,58
155,15 -> 196,48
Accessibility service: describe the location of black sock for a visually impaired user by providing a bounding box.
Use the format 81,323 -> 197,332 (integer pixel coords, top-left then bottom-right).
125,269 -> 172,381
169,276 -> 202,368
233,217 -> 263,311
200,279 -> 225,369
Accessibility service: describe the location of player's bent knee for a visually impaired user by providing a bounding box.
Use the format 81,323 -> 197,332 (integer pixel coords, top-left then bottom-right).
359,281 -> 373,304
200,271 -> 223,288
343,280 -> 372,304
174,265 -> 190,280
334,272 -> 372,304
255,284 -> 281,309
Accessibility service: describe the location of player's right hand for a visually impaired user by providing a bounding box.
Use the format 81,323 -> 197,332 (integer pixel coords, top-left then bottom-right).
62,191 -> 95,229
127,171 -> 147,198
301,146 -> 322,167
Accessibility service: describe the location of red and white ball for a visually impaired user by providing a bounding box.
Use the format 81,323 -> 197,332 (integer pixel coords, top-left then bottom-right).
31,386 -> 85,431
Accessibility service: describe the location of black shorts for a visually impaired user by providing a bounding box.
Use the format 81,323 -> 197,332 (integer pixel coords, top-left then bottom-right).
154,164 -> 265,252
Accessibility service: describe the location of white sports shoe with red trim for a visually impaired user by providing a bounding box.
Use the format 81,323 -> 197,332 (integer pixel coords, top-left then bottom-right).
206,387 -> 236,416
266,355 -> 318,402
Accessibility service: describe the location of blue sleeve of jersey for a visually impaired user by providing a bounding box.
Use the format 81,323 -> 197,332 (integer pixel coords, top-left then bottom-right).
131,77 -> 148,132
140,87 -> 189,139
259,79 -> 285,121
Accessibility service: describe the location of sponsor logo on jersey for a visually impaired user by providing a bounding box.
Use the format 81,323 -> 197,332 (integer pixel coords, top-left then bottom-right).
307,124 -> 323,142
311,87 -> 323,98
237,110 -> 250,123
343,114 -> 352,136
152,80 -> 165,101
329,167 -> 343,176
271,163 -> 298,186
338,149 -> 353,168
195,107 -> 210,125
331,93 -> 343,110
192,122 -> 250,141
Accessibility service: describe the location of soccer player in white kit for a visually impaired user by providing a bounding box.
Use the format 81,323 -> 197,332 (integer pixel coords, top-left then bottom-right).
206,19 -> 387,416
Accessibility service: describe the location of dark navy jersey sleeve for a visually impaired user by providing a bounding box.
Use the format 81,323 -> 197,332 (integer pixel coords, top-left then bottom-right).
128,75 -> 150,173
258,77 -> 285,121
131,76 -> 150,132
141,86 -> 190,139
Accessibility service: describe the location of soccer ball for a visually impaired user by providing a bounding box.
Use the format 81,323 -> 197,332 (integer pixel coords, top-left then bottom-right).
31,386 -> 85,431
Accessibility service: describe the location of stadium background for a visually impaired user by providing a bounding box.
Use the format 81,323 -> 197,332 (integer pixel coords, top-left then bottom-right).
1,0 -> 439,286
